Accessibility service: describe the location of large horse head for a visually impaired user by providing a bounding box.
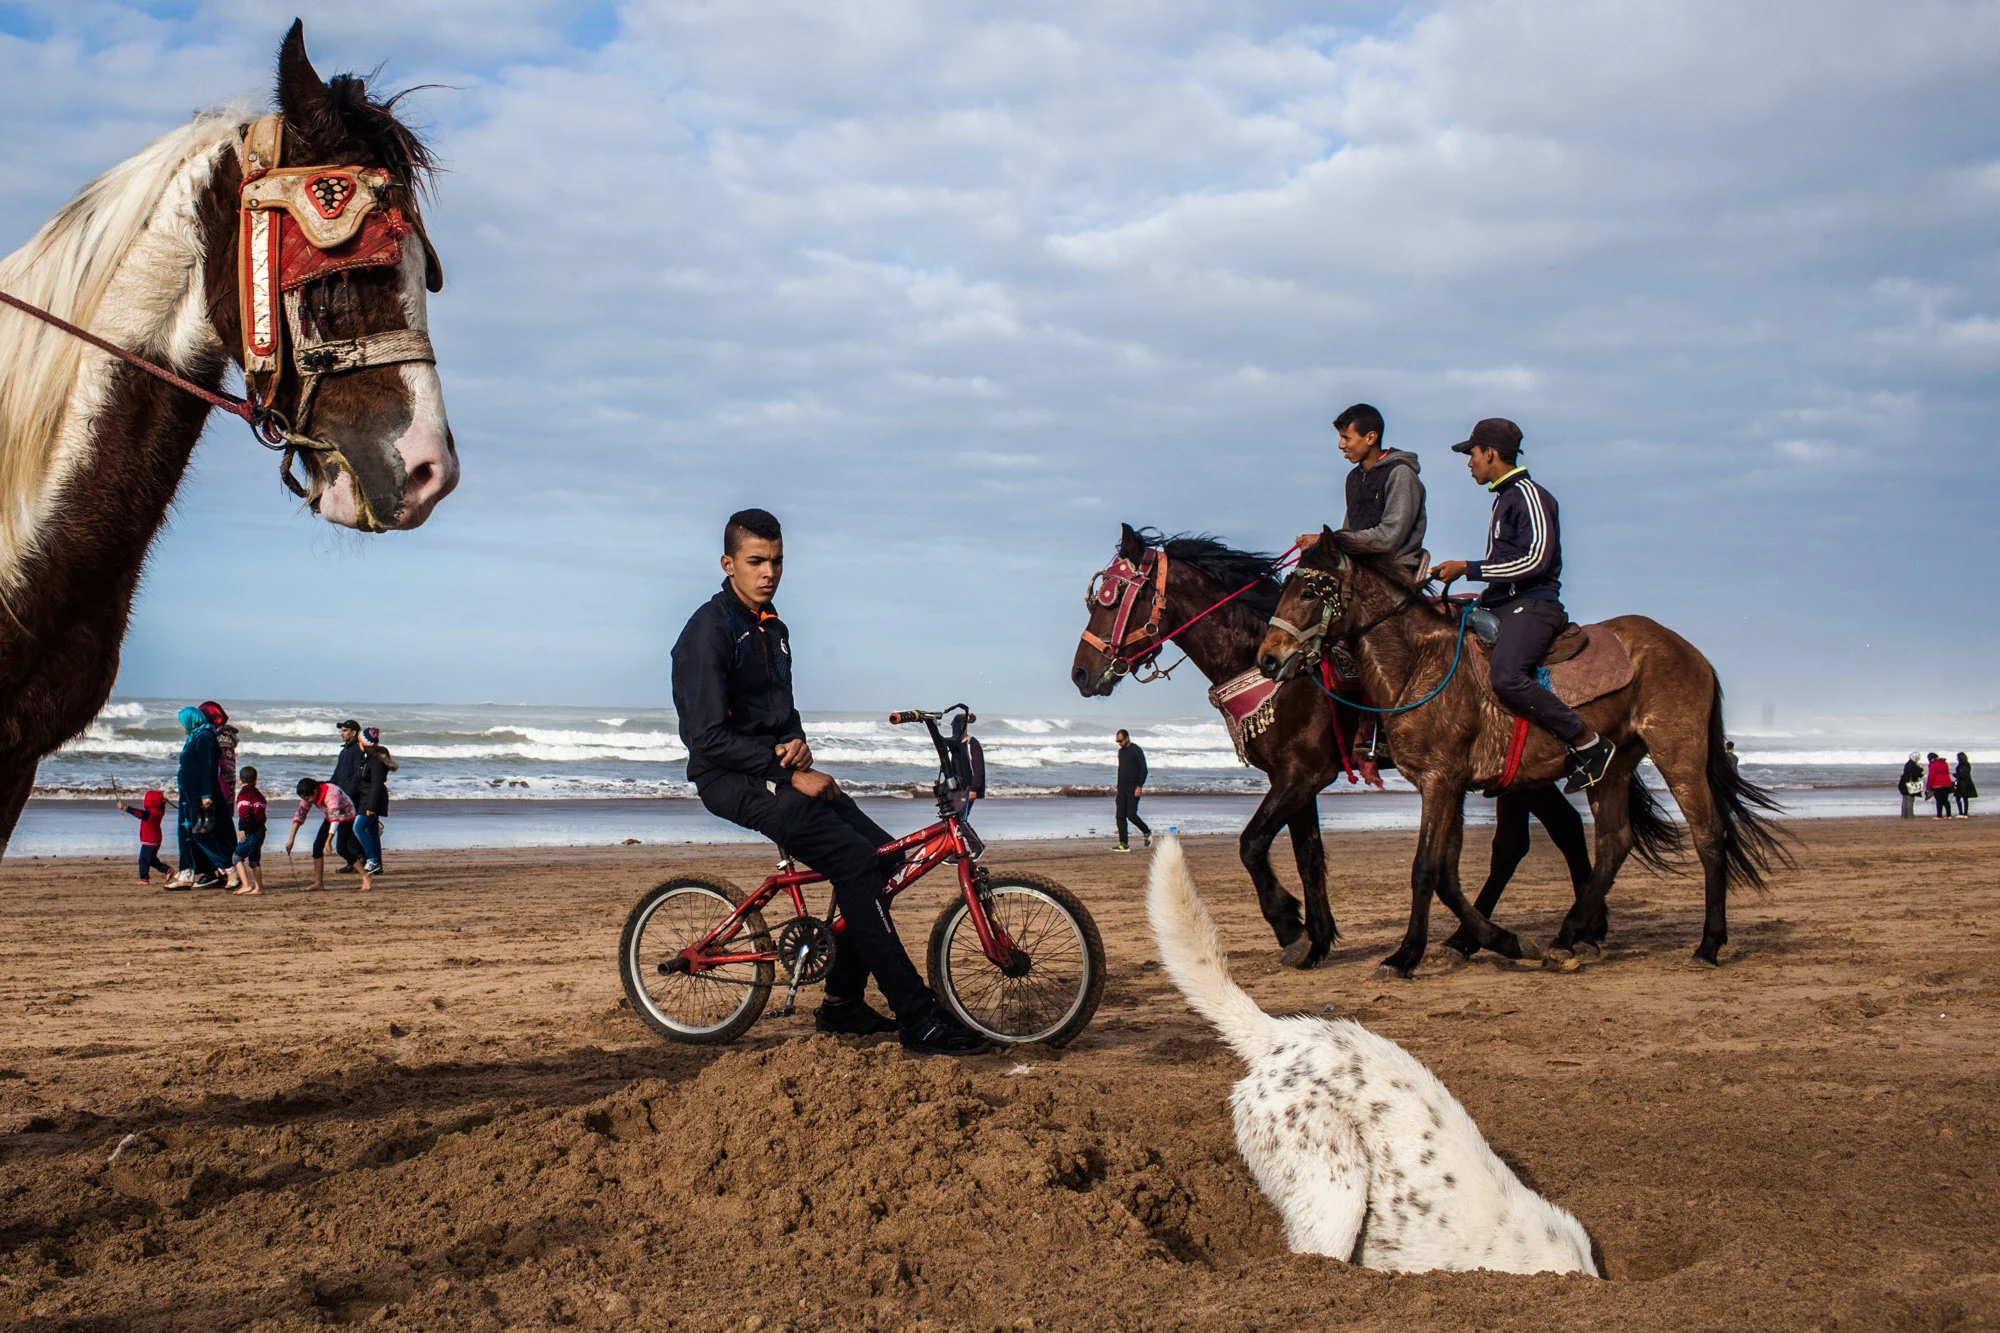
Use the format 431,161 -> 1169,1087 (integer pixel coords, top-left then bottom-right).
1258,527 -> 1429,681
206,22 -> 456,531
1073,524 -> 1288,696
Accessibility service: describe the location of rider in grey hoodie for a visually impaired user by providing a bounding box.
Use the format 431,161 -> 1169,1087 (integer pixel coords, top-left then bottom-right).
1300,403 -> 1428,576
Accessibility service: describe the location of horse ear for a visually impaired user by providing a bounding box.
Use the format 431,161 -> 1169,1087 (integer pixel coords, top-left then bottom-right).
275,20 -> 333,132
1118,524 -> 1146,560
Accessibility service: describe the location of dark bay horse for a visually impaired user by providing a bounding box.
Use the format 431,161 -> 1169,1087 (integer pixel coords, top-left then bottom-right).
1258,532 -> 1788,977
0,22 -> 458,853
1071,525 -> 1663,968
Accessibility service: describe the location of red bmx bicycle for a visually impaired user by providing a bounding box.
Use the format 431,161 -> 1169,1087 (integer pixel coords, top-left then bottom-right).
619,705 -> 1106,1047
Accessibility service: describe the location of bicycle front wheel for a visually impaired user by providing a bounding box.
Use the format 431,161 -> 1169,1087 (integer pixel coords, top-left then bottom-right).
926,873 -> 1105,1046
620,876 -> 773,1044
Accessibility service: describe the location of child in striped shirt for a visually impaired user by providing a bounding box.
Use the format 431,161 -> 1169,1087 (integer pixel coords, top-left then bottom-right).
286,778 -> 372,893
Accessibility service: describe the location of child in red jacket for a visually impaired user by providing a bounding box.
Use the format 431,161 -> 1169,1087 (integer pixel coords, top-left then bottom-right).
117,790 -> 173,886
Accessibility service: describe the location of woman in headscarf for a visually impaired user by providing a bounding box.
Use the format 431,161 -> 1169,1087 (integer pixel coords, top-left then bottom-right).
1898,752 -> 1923,819
1954,752 -> 1977,819
175,705 -> 238,887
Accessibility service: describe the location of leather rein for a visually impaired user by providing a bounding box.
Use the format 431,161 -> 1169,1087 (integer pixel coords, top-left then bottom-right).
0,114 -> 434,532
1275,559 -> 1473,717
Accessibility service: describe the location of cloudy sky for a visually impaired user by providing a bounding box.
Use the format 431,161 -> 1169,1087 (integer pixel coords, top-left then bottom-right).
1,1 -> 1995,720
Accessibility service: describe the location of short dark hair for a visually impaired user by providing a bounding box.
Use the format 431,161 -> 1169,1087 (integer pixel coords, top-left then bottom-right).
296,778 -> 320,798
240,766 -> 258,784
1333,403 -> 1385,443
724,508 -> 783,555
1116,729 -> 1130,741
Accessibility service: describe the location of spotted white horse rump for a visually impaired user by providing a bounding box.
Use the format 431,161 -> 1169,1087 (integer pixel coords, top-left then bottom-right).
1145,836 -> 1598,1276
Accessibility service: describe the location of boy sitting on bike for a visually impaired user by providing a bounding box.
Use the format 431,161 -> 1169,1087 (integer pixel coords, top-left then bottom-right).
670,508 -> 989,1057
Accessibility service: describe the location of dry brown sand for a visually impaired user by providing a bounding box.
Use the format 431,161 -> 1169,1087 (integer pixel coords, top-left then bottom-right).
1,815 -> 1996,1331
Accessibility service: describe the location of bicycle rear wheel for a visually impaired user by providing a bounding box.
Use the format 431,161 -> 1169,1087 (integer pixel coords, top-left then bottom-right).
926,872 -> 1105,1046
620,876 -> 773,1044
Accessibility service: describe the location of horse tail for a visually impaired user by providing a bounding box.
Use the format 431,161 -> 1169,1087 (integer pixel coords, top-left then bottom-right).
1703,678 -> 1794,893
1146,835 -> 1285,1063
1624,769 -> 1685,875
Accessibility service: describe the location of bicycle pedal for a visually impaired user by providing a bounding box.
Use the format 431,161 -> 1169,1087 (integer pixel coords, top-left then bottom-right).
770,1004 -> 796,1019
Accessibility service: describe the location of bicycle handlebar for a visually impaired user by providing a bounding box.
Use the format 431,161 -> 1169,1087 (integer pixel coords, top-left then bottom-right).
888,704 -> 975,727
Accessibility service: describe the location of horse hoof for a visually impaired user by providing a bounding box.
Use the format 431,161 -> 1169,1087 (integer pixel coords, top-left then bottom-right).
1573,941 -> 1604,962
1691,950 -> 1721,969
1511,936 -> 1543,963
1278,938 -> 1315,970
1372,963 -> 1414,982
1543,947 -> 1580,973
1436,945 -> 1471,968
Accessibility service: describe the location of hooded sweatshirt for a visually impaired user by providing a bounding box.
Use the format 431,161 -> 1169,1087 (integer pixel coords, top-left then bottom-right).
1340,448 -> 1427,576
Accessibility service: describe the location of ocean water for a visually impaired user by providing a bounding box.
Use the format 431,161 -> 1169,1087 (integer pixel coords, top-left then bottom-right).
13,697 -> 1991,856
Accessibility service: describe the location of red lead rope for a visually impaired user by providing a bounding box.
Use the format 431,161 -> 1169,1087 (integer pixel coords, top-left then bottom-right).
1134,543 -> 1301,659
0,287 -> 266,433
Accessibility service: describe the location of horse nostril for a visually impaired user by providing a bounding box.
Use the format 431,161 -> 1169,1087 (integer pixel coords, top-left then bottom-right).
1258,654 -> 1278,678
407,461 -> 435,495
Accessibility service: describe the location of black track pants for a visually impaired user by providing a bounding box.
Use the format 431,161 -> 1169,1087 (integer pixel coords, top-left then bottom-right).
696,772 -> 929,1017
1115,790 -> 1150,846
1487,596 -> 1589,745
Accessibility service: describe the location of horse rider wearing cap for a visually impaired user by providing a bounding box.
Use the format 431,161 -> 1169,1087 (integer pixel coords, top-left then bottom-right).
1431,419 -> 1617,792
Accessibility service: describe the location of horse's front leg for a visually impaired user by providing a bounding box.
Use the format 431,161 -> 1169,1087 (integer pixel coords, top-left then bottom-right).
1442,787 -> 1535,961
1286,798 -> 1336,965
1380,792 -> 1452,979
1239,786 -> 1309,966
1427,787 -> 1540,963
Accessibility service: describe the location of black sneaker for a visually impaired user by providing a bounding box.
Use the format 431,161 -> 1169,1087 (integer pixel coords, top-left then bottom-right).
190,873 -> 224,890
334,863 -> 357,875
1142,832 -> 1153,848
815,996 -> 897,1036
899,1004 -> 992,1057
1563,736 -> 1617,793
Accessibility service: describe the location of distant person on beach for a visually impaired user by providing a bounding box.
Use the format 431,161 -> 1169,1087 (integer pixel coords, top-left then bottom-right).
173,705 -> 235,889
1955,752 -> 1976,818
287,777 -> 370,892
231,767 -> 267,895
1113,729 -> 1150,852
1724,740 -> 1738,771
118,789 -> 172,886
350,728 -> 396,876
1926,752 -> 1954,819
200,701 -> 237,807
1898,753 -> 1923,818
1295,402 -> 1429,579
322,720 -> 366,875
671,507 -> 987,1057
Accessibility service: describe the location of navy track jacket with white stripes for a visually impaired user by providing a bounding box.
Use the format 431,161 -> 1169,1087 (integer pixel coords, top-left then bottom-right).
1464,468 -> 1562,608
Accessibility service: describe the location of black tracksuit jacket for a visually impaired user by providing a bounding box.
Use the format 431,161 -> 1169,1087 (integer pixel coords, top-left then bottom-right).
671,583 -> 807,788
1465,468 -> 1563,609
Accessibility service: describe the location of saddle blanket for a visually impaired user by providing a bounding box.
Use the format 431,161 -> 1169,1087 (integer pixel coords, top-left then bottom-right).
1208,669 -> 1279,765
1536,623 -> 1633,708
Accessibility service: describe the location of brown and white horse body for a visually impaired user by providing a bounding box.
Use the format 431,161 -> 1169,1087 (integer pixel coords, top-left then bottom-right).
0,24 -> 457,853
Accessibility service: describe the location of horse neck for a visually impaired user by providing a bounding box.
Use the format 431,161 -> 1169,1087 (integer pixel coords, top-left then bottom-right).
1163,569 -> 1267,685
1345,576 -> 1458,709
0,135 -> 236,717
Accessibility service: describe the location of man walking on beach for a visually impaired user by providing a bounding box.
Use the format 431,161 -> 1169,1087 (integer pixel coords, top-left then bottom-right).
1431,419 -> 1616,793
322,720 -> 365,874
671,508 -> 988,1056
1113,729 -> 1150,852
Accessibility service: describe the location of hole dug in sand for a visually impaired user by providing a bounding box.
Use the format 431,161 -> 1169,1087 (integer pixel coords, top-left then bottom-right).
577,1036 -> 1281,1276
1593,1219 -> 1712,1281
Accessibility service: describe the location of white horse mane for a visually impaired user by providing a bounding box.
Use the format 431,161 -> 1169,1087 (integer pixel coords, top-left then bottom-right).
0,109 -> 246,589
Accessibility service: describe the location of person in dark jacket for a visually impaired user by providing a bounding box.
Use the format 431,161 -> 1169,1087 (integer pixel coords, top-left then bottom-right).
671,508 -> 987,1056
173,705 -> 236,888
350,728 -> 396,875
321,720 -> 366,873
1898,752 -> 1923,818
1954,752 -> 1976,818
1298,403 -> 1428,578
1112,729 -> 1150,852
1431,419 -> 1615,793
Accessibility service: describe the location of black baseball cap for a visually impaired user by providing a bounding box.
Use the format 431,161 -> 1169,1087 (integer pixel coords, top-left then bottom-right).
1451,418 -> 1523,459
338,719 -> 361,732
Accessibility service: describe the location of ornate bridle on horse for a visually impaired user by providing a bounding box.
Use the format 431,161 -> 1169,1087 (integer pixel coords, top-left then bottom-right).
0,113 -> 438,532
1079,548 -> 1173,681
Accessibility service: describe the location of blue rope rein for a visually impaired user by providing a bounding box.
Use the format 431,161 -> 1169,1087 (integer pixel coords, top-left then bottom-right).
1307,604 -> 1474,716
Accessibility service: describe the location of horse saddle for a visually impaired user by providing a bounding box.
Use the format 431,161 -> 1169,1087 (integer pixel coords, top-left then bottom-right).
1464,606 -> 1590,667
